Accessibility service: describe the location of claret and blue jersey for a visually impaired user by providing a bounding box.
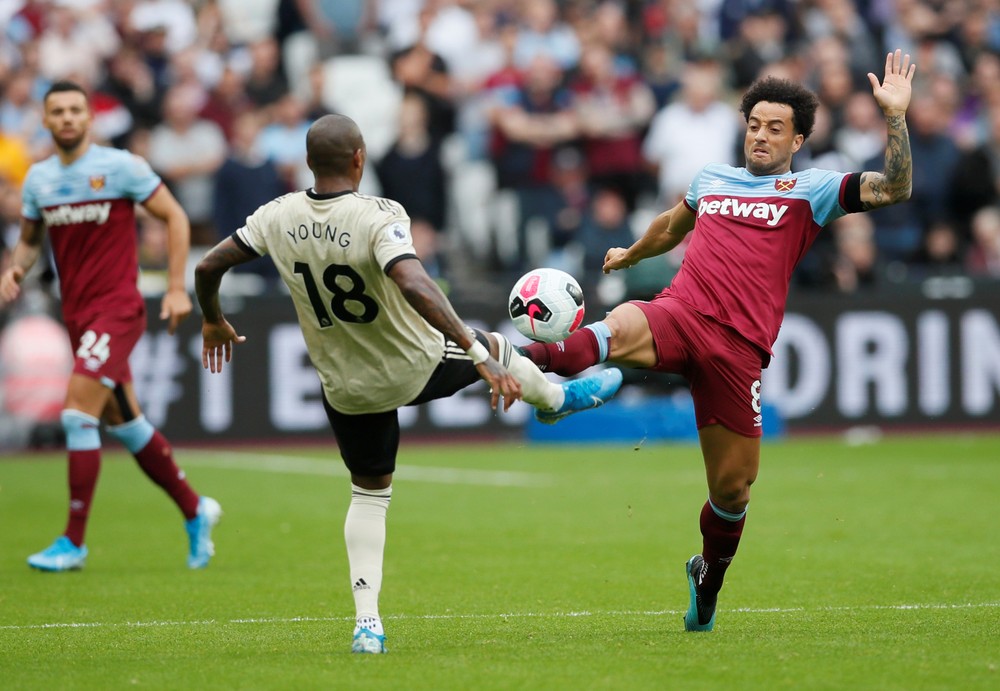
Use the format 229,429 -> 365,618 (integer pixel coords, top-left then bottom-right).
669,162 -> 852,356
20,144 -> 162,321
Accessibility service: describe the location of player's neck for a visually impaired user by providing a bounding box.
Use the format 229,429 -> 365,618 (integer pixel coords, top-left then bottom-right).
55,139 -> 91,166
312,175 -> 357,196
747,164 -> 792,176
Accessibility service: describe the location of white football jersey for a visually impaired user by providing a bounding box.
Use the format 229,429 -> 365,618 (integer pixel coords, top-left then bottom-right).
235,189 -> 444,414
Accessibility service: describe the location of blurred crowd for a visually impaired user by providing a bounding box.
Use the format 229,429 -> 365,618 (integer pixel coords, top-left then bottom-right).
3,0 -> 1000,302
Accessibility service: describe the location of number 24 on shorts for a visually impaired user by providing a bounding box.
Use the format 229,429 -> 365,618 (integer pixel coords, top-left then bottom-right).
76,330 -> 111,365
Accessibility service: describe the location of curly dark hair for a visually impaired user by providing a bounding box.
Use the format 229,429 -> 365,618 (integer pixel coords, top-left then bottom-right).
740,77 -> 820,139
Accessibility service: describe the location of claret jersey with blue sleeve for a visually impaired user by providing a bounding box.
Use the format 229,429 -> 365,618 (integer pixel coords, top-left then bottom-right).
667,162 -> 852,355
20,144 -> 162,321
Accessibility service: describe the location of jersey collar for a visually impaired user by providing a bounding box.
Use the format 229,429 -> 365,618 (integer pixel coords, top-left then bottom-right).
306,189 -> 354,200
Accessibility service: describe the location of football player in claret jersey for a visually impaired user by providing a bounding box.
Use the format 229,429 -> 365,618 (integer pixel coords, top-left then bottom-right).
519,50 -> 917,631
194,113 -> 622,654
0,81 -> 221,572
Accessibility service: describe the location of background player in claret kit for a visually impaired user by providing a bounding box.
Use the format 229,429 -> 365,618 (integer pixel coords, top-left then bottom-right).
518,50 -> 917,631
0,81 -> 221,572
194,113 -> 622,654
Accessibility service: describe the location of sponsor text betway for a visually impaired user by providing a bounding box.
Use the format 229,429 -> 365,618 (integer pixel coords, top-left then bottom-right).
698,198 -> 788,226
42,202 -> 112,226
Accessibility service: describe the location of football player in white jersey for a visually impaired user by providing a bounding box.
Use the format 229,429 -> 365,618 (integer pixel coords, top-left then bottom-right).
194,113 -> 622,654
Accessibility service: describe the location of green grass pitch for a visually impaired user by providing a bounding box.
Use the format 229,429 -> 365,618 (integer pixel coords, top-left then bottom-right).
1,435 -> 998,690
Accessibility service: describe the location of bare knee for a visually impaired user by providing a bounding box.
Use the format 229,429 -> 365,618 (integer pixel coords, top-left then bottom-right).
604,304 -> 640,341
708,473 -> 754,513
604,304 -> 656,367
699,425 -> 760,514
64,374 -> 112,418
352,473 -> 392,490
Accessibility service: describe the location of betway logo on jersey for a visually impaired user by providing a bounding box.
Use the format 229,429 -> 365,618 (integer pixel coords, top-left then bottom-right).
697,198 -> 789,226
42,202 -> 112,227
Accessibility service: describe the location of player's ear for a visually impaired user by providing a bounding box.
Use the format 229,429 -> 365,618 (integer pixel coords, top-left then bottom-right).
791,133 -> 804,154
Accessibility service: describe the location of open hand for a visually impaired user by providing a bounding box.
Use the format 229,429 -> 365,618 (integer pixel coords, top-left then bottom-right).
201,319 -> 246,373
476,360 -> 523,412
868,49 -> 916,115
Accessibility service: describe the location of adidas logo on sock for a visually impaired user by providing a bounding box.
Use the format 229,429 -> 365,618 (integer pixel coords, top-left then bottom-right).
353,578 -> 370,592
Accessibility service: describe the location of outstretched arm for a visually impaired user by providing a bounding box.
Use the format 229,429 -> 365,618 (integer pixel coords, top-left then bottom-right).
603,199 -> 694,273
0,218 -> 45,305
860,49 -> 916,209
194,236 -> 255,372
388,257 -> 522,410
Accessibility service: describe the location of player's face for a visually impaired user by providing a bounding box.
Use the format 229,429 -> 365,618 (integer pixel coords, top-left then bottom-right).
743,101 -> 804,176
43,91 -> 92,152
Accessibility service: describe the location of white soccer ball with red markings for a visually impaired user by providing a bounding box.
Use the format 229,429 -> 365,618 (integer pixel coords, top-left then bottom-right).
508,268 -> 585,343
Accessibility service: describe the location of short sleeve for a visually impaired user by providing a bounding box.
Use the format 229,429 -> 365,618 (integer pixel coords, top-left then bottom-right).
684,165 -> 708,212
808,168 -> 852,227
371,215 -> 416,272
235,204 -> 271,256
121,153 -> 162,202
20,168 -> 40,220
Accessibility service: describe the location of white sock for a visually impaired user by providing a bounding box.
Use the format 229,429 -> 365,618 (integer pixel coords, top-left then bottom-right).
492,332 -> 564,411
355,615 -> 384,636
345,484 -> 391,627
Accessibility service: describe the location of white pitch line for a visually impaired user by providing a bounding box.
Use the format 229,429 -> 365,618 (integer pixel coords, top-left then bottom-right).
3,602 -> 998,632
180,451 -> 551,487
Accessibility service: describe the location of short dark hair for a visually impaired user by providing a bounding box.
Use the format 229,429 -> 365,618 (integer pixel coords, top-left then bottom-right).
306,114 -> 364,177
740,77 -> 819,139
44,80 -> 89,105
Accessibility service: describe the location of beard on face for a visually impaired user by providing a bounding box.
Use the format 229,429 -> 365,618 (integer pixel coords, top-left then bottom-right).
745,152 -> 788,176
53,129 -> 87,153
746,159 -> 772,175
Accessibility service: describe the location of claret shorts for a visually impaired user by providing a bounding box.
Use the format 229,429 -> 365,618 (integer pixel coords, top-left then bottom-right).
632,295 -> 766,438
64,302 -> 145,387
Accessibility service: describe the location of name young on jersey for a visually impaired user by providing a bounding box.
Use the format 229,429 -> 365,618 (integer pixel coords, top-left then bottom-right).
697,198 -> 789,226
285,221 -> 352,248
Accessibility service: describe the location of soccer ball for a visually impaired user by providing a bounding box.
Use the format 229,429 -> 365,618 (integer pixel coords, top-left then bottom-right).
508,268 -> 585,343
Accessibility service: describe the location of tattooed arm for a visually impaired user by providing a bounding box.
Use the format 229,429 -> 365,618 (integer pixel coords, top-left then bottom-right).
860,49 -> 916,209
194,236 -> 254,372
